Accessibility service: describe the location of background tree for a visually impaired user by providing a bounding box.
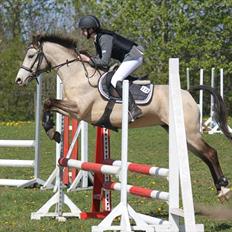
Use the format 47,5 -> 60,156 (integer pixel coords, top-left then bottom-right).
0,0 -> 73,120
0,0 -> 231,120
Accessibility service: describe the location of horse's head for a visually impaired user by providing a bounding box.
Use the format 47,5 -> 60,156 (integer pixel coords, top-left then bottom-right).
16,35 -> 51,86
16,34 -> 97,87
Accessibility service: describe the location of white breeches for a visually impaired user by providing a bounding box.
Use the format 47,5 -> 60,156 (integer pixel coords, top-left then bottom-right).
111,56 -> 143,88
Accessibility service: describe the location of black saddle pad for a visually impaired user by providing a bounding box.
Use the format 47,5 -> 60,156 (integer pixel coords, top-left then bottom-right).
98,71 -> 154,105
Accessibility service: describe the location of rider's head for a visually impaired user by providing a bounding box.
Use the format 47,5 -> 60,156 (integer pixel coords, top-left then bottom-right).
78,15 -> 101,39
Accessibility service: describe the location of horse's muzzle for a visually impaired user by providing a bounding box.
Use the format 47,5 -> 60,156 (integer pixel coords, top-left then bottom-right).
15,77 -> 23,85
15,76 -> 32,86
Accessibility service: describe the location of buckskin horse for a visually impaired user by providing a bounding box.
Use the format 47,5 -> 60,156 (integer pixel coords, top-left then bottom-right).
15,34 -> 231,201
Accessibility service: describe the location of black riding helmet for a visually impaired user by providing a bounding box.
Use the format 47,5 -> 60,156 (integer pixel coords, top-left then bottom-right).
78,15 -> 101,31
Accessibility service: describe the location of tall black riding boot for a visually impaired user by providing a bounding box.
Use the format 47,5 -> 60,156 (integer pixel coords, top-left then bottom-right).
128,91 -> 142,121
115,82 -> 142,122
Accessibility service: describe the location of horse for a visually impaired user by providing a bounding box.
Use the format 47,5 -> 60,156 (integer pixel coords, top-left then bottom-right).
15,34 -> 231,202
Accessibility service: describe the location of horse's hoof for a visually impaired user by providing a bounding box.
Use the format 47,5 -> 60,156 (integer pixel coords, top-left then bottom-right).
46,128 -> 55,140
46,129 -> 60,143
218,187 -> 232,203
53,131 -> 61,143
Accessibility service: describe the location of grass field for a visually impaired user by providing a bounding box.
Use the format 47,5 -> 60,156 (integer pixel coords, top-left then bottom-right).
0,121 -> 232,232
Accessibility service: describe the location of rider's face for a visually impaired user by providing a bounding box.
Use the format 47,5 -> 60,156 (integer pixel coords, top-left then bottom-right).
81,28 -> 88,37
81,28 -> 95,39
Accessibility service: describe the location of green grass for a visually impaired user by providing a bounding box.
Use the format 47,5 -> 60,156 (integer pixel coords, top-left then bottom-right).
0,122 -> 232,232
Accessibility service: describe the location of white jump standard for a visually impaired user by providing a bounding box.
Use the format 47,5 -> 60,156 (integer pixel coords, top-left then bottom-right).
31,77 -> 81,221
187,67 -> 232,134
41,76 -> 93,191
58,60 -> 204,231
31,114 -> 81,221
92,80 -> 155,232
0,76 -> 44,187
203,68 -> 232,134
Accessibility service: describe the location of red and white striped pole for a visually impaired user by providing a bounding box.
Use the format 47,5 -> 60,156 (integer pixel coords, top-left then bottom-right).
103,182 -> 169,201
104,159 -> 168,177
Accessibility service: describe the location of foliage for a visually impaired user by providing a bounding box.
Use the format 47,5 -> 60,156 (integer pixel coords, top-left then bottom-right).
86,0 -> 232,82
0,0 -> 232,120
0,37 -> 35,121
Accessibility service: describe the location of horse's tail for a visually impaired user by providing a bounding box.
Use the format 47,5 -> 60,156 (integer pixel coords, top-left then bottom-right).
189,85 -> 232,141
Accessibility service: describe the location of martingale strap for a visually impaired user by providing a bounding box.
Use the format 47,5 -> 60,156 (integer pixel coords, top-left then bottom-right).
93,100 -> 118,132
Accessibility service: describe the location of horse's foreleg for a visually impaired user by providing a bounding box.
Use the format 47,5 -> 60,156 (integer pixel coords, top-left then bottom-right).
42,110 -> 61,142
47,99 -> 79,115
42,98 -> 79,143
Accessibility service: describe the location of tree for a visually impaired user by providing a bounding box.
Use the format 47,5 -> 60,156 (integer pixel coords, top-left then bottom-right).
0,0 -> 74,120
1,0 -> 232,120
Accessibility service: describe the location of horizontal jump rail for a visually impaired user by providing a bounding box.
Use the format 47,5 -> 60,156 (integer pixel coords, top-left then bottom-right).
0,140 -> 35,147
0,179 -> 35,187
0,159 -> 34,168
104,159 -> 169,177
58,158 -> 120,175
103,181 -> 169,201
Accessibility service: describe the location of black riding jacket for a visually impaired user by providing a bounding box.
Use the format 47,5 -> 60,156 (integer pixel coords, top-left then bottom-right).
89,29 -> 137,69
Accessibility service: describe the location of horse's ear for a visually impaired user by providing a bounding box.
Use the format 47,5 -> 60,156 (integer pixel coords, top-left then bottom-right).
32,33 -> 42,47
32,34 -> 38,47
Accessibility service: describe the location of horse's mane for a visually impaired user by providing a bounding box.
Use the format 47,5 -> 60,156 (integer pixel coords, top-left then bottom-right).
32,34 -> 77,49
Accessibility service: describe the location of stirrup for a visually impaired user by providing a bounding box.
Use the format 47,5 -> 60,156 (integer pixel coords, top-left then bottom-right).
128,111 -> 135,122
128,107 -> 142,122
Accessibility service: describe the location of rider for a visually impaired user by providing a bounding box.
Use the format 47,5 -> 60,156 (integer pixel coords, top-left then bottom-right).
78,15 -> 144,121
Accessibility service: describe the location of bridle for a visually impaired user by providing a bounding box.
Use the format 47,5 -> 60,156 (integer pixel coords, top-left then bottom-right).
20,45 -> 51,83
21,43 -> 101,87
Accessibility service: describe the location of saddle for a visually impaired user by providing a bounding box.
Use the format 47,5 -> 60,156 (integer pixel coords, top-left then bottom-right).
94,71 -> 154,131
98,71 -> 154,105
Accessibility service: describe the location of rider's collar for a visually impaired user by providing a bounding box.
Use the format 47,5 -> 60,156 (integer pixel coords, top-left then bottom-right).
93,34 -> 97,42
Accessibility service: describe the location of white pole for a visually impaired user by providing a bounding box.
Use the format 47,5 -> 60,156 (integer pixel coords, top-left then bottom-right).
65,124 -> 82,159
40,75 -> 63,190
199,69 -> 204,132
0,159 -> 34,167
169,58 -> 197,232
210,68 -> 215,128
0,140 -> 35,147
220,69 -> 224,99
186,68 -> 190,90
169,66 -> 180,231
55,75 -> 63,188
34,75 -> 42,179
81,121 -> 89,188
120,80 -> 129,206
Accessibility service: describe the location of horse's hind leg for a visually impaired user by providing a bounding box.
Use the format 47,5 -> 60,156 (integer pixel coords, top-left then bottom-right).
42,98 -> 79,143
162,124 -> 229,190
187,133 -> 230,201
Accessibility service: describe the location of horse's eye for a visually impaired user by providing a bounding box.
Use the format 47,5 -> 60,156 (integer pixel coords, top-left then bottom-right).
28,54 -> 34,59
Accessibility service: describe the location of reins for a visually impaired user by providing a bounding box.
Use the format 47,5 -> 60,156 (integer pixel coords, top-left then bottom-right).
51,58 -> 79,70
74,49 -> 101,88
49,51 -> 100,88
